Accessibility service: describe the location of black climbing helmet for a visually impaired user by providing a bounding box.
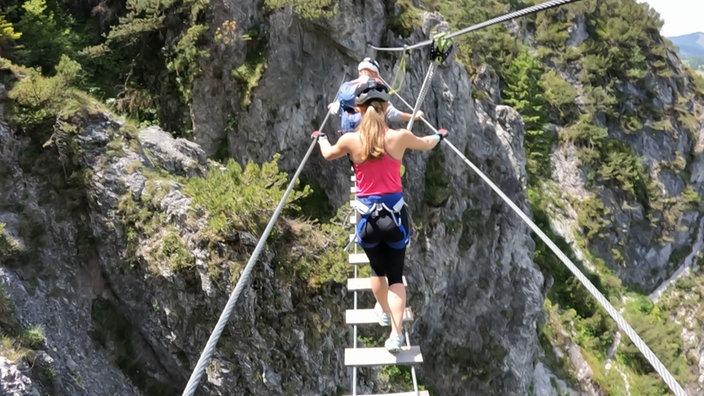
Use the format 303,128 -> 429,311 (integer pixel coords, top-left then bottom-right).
354,77 -> 389,105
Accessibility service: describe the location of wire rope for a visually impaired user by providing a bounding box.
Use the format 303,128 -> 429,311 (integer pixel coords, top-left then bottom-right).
181,107 -> 336,396
385,85 -> 688,396
368,0 -> 583,53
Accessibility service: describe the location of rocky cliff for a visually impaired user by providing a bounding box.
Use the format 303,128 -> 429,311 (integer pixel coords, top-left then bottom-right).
1,0 -> 704,395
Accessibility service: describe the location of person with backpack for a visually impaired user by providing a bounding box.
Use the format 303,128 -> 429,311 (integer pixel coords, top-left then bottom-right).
312,78 -> 448,353
328,57 -> 424,134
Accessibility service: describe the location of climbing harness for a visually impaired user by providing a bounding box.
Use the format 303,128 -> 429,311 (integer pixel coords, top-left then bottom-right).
352,193 -> 409,249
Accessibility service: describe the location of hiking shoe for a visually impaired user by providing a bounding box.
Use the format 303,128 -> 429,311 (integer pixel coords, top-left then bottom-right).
385,333 -> 405,353
374,302 -> 391,327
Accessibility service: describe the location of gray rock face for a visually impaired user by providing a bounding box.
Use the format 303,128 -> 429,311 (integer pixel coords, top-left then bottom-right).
2,1 -> 703,395
0,357 -> 41,396
195,1 -> 546,393
0,123 -> 142,395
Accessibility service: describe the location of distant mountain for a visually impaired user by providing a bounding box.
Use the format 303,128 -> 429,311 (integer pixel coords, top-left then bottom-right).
667,32 -> 704,57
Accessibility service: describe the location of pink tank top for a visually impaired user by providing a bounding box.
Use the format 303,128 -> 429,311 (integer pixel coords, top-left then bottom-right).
354,154 -> 402,197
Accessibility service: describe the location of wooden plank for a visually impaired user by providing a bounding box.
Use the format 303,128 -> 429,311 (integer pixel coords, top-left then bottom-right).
347,277 -> 407,291
349,214 -> 357,225
343,392 -> 429,396
345,346 -> 423,366
350,175 -> 356,182
350,186 -> 356,194
345,307 -> 414,325
348,253 -> 369,265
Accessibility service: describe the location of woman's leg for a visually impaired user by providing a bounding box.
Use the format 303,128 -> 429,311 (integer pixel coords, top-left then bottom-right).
363,246 -> 391,313
371,275 -> 390,312
385,247 -> 406,337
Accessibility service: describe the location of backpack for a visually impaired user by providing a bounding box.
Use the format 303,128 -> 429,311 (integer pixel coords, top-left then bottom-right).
337,76 -> 375,133
337,80 -> 360,113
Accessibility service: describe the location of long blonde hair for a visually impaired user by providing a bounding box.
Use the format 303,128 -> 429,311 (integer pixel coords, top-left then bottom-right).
358,100 -> 388,161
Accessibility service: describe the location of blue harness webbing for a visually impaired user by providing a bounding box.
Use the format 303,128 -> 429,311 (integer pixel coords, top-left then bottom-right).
352,192 -> 409,249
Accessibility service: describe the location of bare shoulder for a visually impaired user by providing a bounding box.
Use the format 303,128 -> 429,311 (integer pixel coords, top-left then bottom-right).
337,132 -> 357,144
386,128 -> 412,139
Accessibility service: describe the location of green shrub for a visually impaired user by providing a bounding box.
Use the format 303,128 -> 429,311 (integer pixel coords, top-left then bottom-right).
232,58 -> 267,107
541,69 -> 578,123
8,55 -> 81,133
184,154 -> 311,238
263,0 -> 337,19
0,223 -> 13,258
10,0 -> 81,72
562,117 -> 607,149
21,326 -> 45,349
575,196 -> 611,240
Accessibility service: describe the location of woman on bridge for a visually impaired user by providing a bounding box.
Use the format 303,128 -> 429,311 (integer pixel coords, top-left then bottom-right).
312,78 -> 447,352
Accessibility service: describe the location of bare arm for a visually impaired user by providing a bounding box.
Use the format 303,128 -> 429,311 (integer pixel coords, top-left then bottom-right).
399,110 -> 424,123
400,128 -> 447,151
317,134 -> 351,160
387,103 -> 424,123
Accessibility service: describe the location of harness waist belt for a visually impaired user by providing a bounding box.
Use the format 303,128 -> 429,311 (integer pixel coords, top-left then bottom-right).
352,193 -> 405,215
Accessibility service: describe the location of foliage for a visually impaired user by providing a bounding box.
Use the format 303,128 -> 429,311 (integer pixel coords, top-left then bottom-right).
232,55 -> 267,107
273,210 -> 349,287
502,50 -> 552,179
7,55 -> 82,134
117,176 -> 170,270
540,69 -> 579,123
80,0 -> 211,130
575,196 -> 611,241
387,0 -> 421,38
5,0 -> 82,73
527,187 -> 614,316
184,154 -> 311,237
0,15 -> 22,54
164,24 -> 209,102
0,223 -> 14,258
182,156 -> 347,286
596,140 -> 647,202
619,296 -> 694,390
262,0 -> 337,20
154,228 -> 194,272
421,0 -> 519,76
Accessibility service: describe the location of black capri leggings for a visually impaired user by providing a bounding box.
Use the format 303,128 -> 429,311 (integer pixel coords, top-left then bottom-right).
358,207 -> 409,285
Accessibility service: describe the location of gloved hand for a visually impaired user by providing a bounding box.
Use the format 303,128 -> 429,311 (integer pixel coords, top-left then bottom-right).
311,130 -> 327,140
435,128 -> 448,141
327,101 -> 340,114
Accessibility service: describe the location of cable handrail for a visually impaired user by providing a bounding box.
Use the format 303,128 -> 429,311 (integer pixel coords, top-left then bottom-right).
368,0 -> 583,53
384,83 -> 688,396
181,110 -> 334,396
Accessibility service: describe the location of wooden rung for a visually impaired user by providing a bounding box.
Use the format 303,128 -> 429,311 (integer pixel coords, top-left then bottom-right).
345,346 -> 423,366
348,253 -> 369,265
349,214 -> 357,224
347,277 -> 407,291
350,186 -> 356,194
345,307 -> 414,325
350,175 -> 356,182
343,392 -> 430,396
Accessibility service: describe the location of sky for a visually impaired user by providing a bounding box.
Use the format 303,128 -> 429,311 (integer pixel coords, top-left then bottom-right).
638,0 -> 704,37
